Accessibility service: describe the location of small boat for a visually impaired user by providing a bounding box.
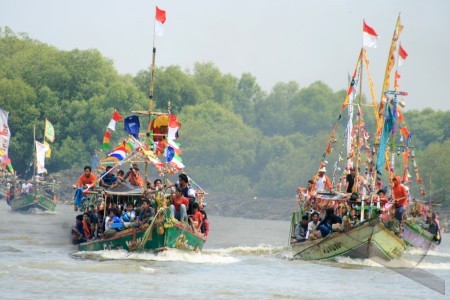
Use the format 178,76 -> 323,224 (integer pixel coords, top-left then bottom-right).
9,128 -> 56,213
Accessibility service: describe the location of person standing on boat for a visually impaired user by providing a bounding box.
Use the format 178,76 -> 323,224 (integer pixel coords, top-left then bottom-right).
314,167 -> 333,193
344,167 -> 356,193
77,166 -> 97,189
123,163 -> 144,187
178,173 -> 196,214
391,176 -> 408,222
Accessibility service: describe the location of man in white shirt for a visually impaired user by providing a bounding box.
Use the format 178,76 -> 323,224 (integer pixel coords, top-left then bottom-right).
21,179 -> 33,195
307,212 -> 321,240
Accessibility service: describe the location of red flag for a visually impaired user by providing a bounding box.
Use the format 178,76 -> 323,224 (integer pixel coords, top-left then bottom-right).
363,20 -> 379,48
156,6 -> 166,24
107,110 -> 124,131
398,44 -> 408,60
398,44 -> 408,66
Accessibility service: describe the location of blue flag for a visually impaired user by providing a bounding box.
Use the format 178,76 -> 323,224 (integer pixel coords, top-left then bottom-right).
124,115 -> 140,139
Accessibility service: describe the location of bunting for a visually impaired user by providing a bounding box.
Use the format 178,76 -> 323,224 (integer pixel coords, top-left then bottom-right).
102,130 -> 112,151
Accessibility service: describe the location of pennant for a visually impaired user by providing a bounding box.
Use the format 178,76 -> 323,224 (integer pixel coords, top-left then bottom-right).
124,115 -> 141,139
35,141 -> 49,174
363,20 -> 379,48
44,118 -> 55,142
170,154 -> 185,170
107,110 -> 124,131
102,130 -> 112,151
398,44 -> 408,66
155,6 -> 167,36
44,140 -> 51,158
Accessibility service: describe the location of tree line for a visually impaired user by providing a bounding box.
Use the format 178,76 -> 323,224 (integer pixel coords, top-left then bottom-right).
0,27 -> 449,206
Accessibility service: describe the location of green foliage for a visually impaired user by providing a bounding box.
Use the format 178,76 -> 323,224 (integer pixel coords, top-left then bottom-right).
0,27 -> 448,203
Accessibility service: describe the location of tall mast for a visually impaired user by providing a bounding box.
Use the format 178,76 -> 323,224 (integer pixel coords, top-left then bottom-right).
353,48 -> 364,193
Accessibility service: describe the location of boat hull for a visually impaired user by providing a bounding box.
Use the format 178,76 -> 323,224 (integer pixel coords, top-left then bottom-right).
291,220 -> 405,261
10,193 -> 56,212
78,223 -> 206,252
402,221 -> 438,251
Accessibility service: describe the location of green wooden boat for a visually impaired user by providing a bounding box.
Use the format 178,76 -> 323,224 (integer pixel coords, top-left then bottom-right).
289,212 -> 405,261
78,209 -> 206,252
401,219 -> 439,251
10,192 -> 56,213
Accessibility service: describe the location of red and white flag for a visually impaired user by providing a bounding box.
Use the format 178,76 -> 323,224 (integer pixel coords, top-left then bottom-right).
398,44 -> 408,66
107,110 -> 124,131
155,6 -> 167,36
363,20 -> 379,48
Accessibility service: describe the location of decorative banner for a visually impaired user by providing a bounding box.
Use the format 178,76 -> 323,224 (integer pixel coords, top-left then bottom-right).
0,108 -> 11,155
124,115 -> 140,139
35,141 -> 49,174
44,140 -> 51,158
44,118 -> 55,142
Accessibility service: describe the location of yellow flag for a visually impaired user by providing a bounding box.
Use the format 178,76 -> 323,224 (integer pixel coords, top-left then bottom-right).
44,140 -> 51,158
45,118 -> 55,142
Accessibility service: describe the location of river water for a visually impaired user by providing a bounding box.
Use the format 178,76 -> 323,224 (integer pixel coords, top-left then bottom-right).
0,201 -> 449,299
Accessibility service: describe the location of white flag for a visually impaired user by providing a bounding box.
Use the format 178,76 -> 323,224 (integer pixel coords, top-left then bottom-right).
0,108 -> 11,156
35,141 -> 49,174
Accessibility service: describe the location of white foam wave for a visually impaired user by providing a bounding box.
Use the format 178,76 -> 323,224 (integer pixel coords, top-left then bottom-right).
334,256 -> 384,267
407,248 -> 450,258
75,249 -> 239,264
205,244 -> 285,255
401,259 -> 450,270
139,266 -> 156,273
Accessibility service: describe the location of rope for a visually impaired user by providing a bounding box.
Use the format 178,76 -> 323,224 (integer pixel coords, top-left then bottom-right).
133,207 -> 166,252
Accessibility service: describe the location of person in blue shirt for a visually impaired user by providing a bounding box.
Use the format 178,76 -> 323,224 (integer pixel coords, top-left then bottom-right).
100,166 -> 118,188
107,209 -> 125,231
71,214 -> 87,244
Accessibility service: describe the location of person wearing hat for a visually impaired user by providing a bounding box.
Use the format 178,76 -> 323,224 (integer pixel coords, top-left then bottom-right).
123,163 -> 144,187
315,167 -> 333,192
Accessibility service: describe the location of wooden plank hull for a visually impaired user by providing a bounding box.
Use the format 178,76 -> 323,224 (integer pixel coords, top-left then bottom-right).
78,223 -> 206,253
402,221 -> 438,251
10,193 -> 56,213
291,219 -> 405,261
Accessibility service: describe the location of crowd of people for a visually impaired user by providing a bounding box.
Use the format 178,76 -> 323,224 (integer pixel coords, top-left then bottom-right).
293,166 -> 441,243
71,165 -> 210,245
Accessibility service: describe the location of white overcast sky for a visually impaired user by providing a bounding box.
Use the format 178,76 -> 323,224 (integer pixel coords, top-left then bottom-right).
1,0 -> 449,110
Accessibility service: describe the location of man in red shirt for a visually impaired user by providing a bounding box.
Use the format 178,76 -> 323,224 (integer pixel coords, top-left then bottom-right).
78,166 -> 97,189
169,187 -> 189,223
392,176 -> 408,222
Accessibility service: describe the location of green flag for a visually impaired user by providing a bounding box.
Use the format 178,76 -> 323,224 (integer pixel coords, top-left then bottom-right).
45,118 -> 55,142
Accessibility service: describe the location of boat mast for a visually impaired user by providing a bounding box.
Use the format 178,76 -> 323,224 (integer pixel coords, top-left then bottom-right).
33,124 -> 37,200
354,48 -> 365,222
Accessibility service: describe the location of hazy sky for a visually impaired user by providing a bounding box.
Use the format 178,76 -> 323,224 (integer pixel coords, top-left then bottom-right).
1,0 -> 449,110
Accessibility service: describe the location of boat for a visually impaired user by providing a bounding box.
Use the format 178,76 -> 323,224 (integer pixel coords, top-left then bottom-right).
76,6 -> 208,253
288,18 -> 409,261
8,121 -> 57,213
